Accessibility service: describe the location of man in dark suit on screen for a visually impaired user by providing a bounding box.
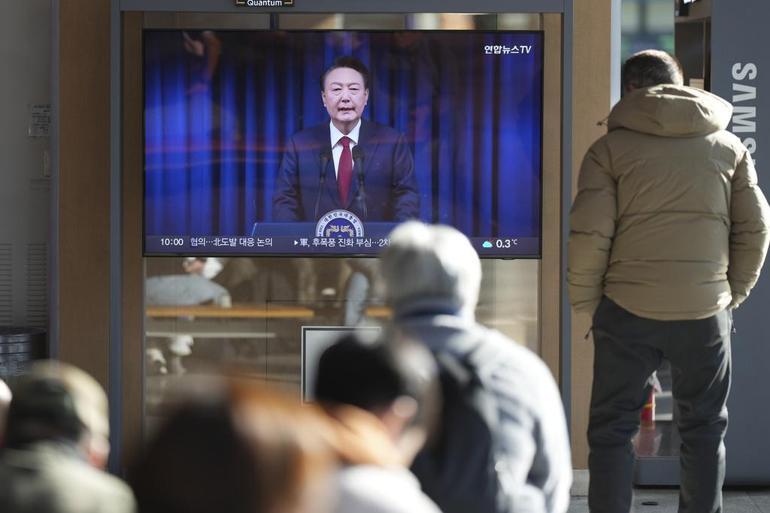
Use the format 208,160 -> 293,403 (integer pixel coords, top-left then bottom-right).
272,56 -> 419,222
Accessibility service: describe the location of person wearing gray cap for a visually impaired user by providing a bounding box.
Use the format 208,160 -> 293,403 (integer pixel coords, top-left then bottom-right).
381,221 -> 572,513
0,360 -> 136,513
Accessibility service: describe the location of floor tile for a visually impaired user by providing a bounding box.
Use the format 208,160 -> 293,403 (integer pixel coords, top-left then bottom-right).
568,488 -> 770,513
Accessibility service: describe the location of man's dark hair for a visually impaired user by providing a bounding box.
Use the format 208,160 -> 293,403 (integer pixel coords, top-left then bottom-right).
621,49 -> 684,92
5,378 -> 85,447
314,331 -> 439,432
320,56 -> 370,91
4,361 -> 109,450
130,380 -> 331,513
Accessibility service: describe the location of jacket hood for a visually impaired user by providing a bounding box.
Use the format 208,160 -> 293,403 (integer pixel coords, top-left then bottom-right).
608,84 -> 732,137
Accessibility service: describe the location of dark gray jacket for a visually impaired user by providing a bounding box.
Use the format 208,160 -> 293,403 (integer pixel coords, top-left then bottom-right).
396,312 -> 572,513
0,442 -> 136,513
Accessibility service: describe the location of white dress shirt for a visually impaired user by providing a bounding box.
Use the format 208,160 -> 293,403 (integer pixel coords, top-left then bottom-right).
329,120 -> 361,179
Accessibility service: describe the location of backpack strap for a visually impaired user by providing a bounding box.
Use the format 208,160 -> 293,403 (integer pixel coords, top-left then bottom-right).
434,350 -> 474,388
453,328 -> 512,511
434,326 -> 504,445
461,326 -> 506,378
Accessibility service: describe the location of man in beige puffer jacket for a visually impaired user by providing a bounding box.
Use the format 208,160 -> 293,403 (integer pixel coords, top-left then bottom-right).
569,50 -> 770,513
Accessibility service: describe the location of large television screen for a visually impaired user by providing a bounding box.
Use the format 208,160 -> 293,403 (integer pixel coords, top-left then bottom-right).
144,30 -> 543,257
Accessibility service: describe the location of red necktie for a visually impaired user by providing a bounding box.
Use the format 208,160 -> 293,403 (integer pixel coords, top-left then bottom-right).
337,136 -> 353,205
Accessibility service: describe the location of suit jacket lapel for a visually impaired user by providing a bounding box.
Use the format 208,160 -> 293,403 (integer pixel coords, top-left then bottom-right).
345,120 -> 376,210
318,124 -> 340,211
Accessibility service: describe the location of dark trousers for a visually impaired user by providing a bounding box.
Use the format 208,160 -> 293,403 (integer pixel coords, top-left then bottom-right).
587,297 -> 732,513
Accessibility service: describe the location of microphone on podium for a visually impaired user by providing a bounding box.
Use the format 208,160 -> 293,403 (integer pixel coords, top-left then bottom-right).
314,147 -> 333,221
352,145 -> 367,220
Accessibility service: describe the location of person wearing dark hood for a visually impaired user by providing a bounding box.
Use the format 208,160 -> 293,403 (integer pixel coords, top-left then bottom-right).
569,50 -> 770,513
381,221 -> 572,513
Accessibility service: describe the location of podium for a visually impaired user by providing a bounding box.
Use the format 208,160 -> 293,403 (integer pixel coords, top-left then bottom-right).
250,222 -> 398,239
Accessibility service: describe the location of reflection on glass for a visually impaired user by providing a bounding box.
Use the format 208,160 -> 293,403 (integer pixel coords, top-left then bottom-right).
634,360 -> 679,458
143,255 -> 540,426
342,14 -> 406,29
621,0 -> 674,61
479,259 -> 539,352
143,12 -> 271,30
498,14 -> 541,30
622,2 -> 642,32
277,14 -> 343,30
646,1 -> 675,31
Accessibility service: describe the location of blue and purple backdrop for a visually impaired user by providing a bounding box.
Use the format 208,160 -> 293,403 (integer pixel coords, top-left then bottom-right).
144,30 -> 543,256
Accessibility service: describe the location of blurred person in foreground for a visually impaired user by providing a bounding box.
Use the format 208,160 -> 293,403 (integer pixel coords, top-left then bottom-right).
0,378 -> 11,444
129,377 -> 333,513
569,50 -> 770,513
0,361 -> 135,513
314,331 -> 442,513
381,221 -> 572,513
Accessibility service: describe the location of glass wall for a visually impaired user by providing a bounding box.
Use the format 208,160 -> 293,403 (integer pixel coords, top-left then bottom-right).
621,0 -> 674,61
144,257 -> 539,424
619,0 -> 678,468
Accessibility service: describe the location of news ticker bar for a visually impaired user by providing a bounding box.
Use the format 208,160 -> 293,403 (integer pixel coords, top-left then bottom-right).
145,236 -> 540,256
